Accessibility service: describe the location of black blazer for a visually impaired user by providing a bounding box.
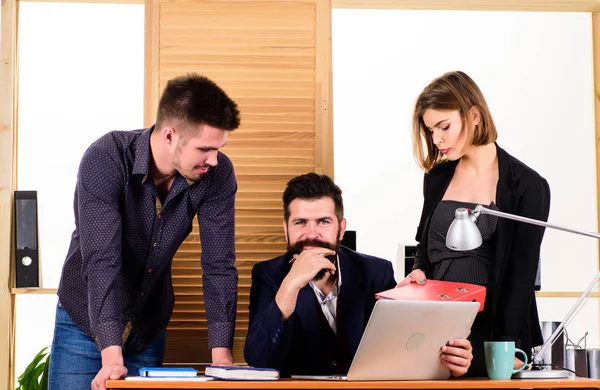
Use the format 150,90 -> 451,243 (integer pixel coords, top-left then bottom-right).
412,143 -> 549,355
244,247 -> 396,377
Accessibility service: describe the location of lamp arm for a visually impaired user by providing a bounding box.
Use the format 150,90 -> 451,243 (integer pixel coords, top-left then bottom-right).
474,205 -> 600,240
472,205 -> 600,363
533,271 -> 600,362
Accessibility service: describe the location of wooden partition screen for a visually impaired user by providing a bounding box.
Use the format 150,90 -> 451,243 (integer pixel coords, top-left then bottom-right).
144,0 -> 333,365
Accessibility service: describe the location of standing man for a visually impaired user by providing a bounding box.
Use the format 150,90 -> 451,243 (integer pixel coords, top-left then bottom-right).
49,74 -> 241,390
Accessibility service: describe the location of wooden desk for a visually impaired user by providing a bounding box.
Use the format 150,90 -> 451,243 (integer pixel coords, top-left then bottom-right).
107,377 -> 600,389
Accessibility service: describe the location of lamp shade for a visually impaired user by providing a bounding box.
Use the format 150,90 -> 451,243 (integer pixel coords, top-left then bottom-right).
445,208 -> 482,251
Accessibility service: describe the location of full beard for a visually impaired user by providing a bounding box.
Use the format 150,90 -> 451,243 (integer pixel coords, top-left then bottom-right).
287,237 -> 341,282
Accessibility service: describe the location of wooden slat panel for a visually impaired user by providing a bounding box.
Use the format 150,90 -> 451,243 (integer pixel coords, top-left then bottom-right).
174,252 -> 284,262
237,186 -> 288,193
170,286 -> 251,296
226,122 -> 314,132
162,21 -> 315,32
171,268 -> 278,281
160,2 -> 316,14
159,80 -> 315,92
234,166 -> 315,176
191,226 -> 284,235
172,298 -> 250,310
225,140 -> 314,149
230,132 -> 314,140
183,233 -> 287,243
174,295 -> 248,304
226,156 -> 314,167
178,241 -> 286,252
163,70 -> 314,82
164,330 -> 247,364
157,0 -> 327,366
161,30 -> 315,42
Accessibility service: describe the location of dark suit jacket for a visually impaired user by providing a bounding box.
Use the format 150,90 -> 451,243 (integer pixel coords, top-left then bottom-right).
413,143 -> 549,358
244,247 -> 396,377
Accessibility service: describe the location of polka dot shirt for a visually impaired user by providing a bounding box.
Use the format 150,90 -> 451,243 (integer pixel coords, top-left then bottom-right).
57,127 -> 238,353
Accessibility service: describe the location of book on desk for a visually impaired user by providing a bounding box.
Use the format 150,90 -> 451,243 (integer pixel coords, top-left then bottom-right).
130,366 -> 279,381
138,367 -> 198,378
204,365 -> 280,380
126,367 -> 213,382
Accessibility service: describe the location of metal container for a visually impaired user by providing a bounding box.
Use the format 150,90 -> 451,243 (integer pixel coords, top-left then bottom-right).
566,348 -> 588,377
541,321 -> 565,367
588,348 -> 600,379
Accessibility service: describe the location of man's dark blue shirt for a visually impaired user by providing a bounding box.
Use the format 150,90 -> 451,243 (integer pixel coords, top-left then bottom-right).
57,127 -> 238,352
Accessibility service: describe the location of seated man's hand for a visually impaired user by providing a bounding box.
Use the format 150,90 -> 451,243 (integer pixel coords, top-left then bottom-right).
396,269 -> 426,288
286,247 -> 337,290
276,247 -> 337,321
440,338 -> 472,377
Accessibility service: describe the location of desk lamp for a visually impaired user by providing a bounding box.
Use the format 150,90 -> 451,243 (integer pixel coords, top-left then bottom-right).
446,205 -> 600,379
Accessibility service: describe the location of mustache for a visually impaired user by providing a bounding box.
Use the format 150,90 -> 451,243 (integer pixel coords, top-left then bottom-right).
287,238 -> 338,256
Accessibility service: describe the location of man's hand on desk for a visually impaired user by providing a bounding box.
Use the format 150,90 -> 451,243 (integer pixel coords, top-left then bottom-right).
92,346 -> 127,390
212,347 -> 235,366
440,338 -> 473,377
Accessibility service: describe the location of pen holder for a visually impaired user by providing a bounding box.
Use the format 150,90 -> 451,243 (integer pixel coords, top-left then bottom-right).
566,348 -> 588,377
588,349 -> 600,379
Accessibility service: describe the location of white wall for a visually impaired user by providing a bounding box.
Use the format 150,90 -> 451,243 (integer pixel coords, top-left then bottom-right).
333,9 -> 599,348
15,2 -> 144,380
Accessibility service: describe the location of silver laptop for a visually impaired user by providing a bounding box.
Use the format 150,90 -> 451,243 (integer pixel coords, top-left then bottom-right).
293,299 -> 479,381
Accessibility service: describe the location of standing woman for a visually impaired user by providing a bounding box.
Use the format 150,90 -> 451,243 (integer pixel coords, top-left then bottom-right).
400,71 -> 550,376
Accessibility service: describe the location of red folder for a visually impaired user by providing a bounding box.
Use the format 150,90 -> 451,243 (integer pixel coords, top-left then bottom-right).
375,280 -> 486,312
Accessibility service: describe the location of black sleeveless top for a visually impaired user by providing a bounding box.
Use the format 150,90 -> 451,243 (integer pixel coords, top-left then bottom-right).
428,200 -> 499,285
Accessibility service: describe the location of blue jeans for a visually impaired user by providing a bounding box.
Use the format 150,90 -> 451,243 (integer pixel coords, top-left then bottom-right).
48,303 -> 166,390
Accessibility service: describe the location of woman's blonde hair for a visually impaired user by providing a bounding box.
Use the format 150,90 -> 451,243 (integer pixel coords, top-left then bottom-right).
412,71 -> 497,173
